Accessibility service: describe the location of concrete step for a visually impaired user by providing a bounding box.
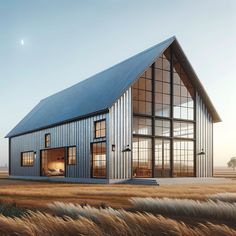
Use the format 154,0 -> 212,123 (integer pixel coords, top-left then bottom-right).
121,178 -> 159,186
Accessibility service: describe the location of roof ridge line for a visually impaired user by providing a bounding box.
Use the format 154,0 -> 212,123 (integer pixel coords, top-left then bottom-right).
42,36 -> 176,101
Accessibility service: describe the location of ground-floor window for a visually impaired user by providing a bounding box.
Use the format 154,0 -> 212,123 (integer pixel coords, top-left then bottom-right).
173,140 -> 194,177
132,137 -> 195,177
21,151 -> 35,167
132,137 -> 152,177
91,142 -> 106,178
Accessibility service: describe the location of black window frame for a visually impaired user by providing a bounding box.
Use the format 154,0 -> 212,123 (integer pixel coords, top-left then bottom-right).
131,46 -> 196,178
91,141 -> 107,179
21,151 -> 35,167
45,133 -> 51,148
94,119 -> 106,139
67,146 -> 77,165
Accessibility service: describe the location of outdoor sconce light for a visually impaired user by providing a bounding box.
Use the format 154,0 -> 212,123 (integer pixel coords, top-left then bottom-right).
112,144 -> 115,152
198,148 -> 205,155
122,144 -> 132,152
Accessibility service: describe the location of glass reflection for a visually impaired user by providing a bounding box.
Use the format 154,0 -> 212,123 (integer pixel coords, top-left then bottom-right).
132,137 -> 152,177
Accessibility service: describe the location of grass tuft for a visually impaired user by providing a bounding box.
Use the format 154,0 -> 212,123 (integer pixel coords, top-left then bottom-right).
208,192 -> 236,203
130,197 -> 236,223
0,202 -> 28,217
0,202 -> 234,235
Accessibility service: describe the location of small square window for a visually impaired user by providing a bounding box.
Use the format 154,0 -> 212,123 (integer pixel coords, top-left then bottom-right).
21,151 -> 35,166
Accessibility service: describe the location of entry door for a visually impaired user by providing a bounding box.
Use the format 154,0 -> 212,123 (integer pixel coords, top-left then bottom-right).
91,142 -> 106,178
154,139 -> 171,177
132,137 -> 152,178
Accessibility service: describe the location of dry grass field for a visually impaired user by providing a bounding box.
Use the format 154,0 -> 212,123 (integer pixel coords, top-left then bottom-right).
0,176 -> 235,210
0,171 -> 236,235
214,166 -> 236,178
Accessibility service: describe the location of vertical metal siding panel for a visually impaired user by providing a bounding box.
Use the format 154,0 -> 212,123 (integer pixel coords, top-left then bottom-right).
196,93 -> 200,177
82,119 -> 86,178
128,88 -> 132,178
205,111 -> 207,177
75,121 -> 78,178
124,91 -> 127,178
198,94 -> 201,177
78,120 -> 81,178
77,121 -> 81,178
209,117 -> 212,176
115,103 -> 118,179
203,99 -> 205,176
211,120 -> 213,176
200,98 -> 203,177
201,98 -> 204,177
85,118 -> 87,178
205,105 -> 207,177
207,113 -> 210,176
121,94 -> 124,179
83,119 -> 86,178
195,92 -> 214,178
109,107 -> 113,179
117,94 -> 121,179
106,113 -> 109,179
112,106 -> 115,179
108,88 -> 132,179
196,93 -> 199,177
206,112 -> 208,177
209,115 -> 212,176
205,104 -> 208,176
87,118 -> 90,178
84,119 -> 87,178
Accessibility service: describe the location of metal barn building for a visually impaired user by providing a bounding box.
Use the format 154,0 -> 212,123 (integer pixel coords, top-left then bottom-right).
6,37 -> 221,183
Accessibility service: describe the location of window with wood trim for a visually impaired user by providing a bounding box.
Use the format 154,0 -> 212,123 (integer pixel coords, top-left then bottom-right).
21,151 -> 35,166
94,120 -> 106,138
45,133 -> 51,148
67,146 -> 76,165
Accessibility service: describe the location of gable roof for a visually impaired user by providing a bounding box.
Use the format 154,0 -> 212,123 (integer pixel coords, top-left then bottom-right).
6,36 -> 220,138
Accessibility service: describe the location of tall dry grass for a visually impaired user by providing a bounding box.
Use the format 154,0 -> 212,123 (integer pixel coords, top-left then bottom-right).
130,197 -> 236,223
208,192 -> 236,203
0,206 -> 235,236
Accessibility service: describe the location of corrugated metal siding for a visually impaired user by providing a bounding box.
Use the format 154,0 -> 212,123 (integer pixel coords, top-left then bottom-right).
196,92 -> 213,177
109,88 -> 132,179
10,113 -> 109,178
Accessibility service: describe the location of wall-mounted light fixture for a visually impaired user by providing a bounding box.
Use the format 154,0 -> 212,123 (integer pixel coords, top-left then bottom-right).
122,144 -> 131,152
112,144 -> 115,152
198,148 -> 205,155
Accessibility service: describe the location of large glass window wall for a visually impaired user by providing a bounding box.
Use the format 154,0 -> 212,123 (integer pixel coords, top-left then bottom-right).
132,48 -> 195,177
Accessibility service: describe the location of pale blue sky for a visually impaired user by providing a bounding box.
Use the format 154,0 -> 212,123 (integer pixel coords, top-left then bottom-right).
0,0 -> 235,166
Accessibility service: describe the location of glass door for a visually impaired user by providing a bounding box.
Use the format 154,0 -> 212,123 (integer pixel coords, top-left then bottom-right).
155,139 -> 171,177
132,137 -> 152,177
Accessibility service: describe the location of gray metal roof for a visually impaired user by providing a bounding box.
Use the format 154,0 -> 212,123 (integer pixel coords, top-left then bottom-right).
6,36 -> 220,138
